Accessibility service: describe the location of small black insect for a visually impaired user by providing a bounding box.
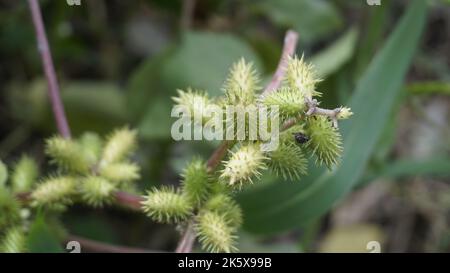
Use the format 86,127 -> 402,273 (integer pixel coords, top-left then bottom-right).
293,132 -> 310,144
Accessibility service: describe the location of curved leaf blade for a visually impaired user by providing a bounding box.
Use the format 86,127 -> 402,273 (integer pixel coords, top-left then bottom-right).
238,0 -> 427,234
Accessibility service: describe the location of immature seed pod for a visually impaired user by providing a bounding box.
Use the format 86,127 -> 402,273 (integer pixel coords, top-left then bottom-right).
101,127 -> 137,165
141,187 -> 192,224
79,132 -> 103,166
204,193 -> 243,229
196,211 -> 237,253
172,89 -> 214,124
0,188 -> 21,230
11,155 -> 39,193
31,176 -> 77,209
267,142 -> 308,180
305,116 -> 343,168
223,58 -> 259,105
0,226 -> 26,253
99,162 -> 140,184
80,176 -> 117,207
260,87 -> 306,118
180,159 -> 210,206
220,144 -> 267,188
45,137 -> 89,173
286,55 -> 322,99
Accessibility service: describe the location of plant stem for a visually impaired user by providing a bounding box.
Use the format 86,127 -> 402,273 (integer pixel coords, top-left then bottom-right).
262,30 -> 299,96
180,0 -> 196,30
305,98 -> 343,127
175,222 -> 196,253
206,140 -> 230,171
28,0 -> 71,138
114,191 -> 145,210
66,235 -> 159,253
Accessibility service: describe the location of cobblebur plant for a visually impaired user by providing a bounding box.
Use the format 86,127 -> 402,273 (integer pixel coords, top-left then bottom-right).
0,128 -> 140,252
141,55 -> 353,252
0,56 -> 352,253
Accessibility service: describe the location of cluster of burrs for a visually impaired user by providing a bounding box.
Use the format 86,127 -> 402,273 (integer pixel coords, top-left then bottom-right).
0,128 -> 140,252
141,55 -> 353,252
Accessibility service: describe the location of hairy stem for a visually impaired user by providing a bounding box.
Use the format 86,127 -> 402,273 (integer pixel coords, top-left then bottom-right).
28,0 -> 71,138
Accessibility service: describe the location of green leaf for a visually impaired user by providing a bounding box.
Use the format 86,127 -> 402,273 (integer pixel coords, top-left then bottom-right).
311,28 -> 358,77
126,50 -> 174,122
62,82 -> 129,134
133,31 -> 261,140
137,95 -> 175,140
406,81 -> 450,96
354,1 -> 390,78
162,31 -> 262,96
8,80 -> 128,135
26,215 -> 64,253
237,0 -> 427,234
257,0 -> 343,43
63,213 -> 120,244
364,158 -> 450,183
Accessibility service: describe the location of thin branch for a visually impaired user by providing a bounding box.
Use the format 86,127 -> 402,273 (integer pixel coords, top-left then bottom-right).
114,191 -> 145,210
66,235 -> 159,253
180,0 -> 196,30
175,222 -> 196,253
206,140 -> 230,171
305,98 -> 343,127
262,30 -> 299,96
16,192 -> 32,204
281,116 -> 301,131
28,0 -> 71,138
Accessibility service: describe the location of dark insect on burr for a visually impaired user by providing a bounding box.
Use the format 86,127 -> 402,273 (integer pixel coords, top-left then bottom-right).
293,132 -> 310,144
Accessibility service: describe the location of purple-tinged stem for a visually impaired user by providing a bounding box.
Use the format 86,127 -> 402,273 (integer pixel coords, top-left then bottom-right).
28,0 -> 71,138
262,30 -> 299,96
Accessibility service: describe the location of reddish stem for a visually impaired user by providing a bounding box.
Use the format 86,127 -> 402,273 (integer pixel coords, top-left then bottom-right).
28,0 -> 71,138
175,222 -> 196,253
206,140 -> 230,171
114,191 -> 145,210
262,30 -> 299,96
66,235 -> 158,253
